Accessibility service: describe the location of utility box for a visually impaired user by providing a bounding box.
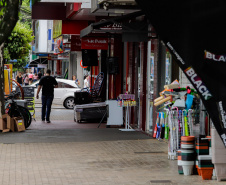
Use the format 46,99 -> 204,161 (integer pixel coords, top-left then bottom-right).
106,100 -> 123,126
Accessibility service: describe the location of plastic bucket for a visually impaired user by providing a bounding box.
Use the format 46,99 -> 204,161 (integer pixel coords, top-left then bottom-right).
181,161 -> 194,176
177,150 -> 183,174
181,136 -> 195,141
181,136 -> 195,151
181,144 -> 195,149
181,149 -> 195,161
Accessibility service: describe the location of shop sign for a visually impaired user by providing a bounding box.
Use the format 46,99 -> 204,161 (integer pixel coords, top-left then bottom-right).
58,53 -> 69,60
53,36 -> 63,55
184,67 -> 212,100
48,54 -> 58,60
71,35 -> 81,51
81,37 -> 108,50
96,17 -> 122,31
219,101 -> 226,128
53,20 -> 62,39
205,50 -> 226,62
38,64 -> 47,68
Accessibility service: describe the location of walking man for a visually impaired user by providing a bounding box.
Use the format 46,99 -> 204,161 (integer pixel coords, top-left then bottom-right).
36,69 -> 58,123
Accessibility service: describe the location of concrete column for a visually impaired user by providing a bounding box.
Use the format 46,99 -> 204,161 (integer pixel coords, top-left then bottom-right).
76,51 -> 83,88
68,51 -> 77,80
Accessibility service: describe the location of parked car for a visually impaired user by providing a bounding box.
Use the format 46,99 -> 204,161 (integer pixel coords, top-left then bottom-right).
30,78 -> 81,109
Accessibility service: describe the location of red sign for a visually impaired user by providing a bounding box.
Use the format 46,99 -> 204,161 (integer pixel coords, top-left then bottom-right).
71,35 -> 81,51
66,3 -> 81,18
62,20 -> 88,35
81,37 -> 108,50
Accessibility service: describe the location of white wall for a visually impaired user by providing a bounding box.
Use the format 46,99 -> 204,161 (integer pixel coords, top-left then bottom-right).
35,20 -> 48,53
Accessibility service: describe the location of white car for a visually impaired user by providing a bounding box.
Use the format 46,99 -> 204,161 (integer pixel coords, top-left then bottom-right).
30,78 -> 81,109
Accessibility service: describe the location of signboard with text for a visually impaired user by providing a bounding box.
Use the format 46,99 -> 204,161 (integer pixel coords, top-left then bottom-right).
81,37 -> 108,50
71,35 -> 81,51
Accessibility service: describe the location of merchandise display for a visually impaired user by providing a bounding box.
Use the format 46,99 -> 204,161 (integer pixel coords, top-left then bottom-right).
153,80 -> 225,181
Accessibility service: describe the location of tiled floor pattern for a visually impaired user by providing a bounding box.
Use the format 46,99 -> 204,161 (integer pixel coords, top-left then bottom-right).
0,139 -> 222,185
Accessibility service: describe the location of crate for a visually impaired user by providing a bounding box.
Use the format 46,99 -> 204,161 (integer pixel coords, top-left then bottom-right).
214,163 -> 226,181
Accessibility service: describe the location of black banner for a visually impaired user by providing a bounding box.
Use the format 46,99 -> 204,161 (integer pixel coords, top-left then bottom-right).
135,0 -> 226,146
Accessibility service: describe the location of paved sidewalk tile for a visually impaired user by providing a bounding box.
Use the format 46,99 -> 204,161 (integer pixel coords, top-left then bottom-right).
0,139 -> 222,185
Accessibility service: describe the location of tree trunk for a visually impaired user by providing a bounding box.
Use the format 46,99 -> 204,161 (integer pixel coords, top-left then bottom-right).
0,43 -> 4,116
0,0 -> 20,117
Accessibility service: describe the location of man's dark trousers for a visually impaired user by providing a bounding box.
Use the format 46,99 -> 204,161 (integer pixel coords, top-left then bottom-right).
41,95 -> 53,121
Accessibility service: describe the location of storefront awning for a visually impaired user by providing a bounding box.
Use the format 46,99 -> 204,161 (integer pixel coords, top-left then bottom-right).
29,58 -> 48,67
80,11 -> 145,38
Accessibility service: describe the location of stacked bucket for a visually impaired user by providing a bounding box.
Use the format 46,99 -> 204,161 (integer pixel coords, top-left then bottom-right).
179,136 -> 196,175
196,136 -> 209,156
196,135 -> 214,180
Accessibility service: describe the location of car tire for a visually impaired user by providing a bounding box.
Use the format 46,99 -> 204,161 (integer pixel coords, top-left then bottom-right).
63,97 -> 74,109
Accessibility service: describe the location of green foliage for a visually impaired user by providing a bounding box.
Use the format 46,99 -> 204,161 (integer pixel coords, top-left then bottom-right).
4,21 -> 34,62
0,0 -> 7,17
20,0 -> 31,28
32,0 -> 40,5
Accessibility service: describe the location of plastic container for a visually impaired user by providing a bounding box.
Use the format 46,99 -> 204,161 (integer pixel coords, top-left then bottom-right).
181,149 -> 195,161
199,167 -> 214,180
181,144 -> 194,149
198,155 -> 213,168
181,161 -> 194,176
177,150 -> 183,174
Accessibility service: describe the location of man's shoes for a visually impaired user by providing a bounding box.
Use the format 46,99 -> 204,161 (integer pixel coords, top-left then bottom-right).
46,120 -> 51,123
42,119 -> 45,122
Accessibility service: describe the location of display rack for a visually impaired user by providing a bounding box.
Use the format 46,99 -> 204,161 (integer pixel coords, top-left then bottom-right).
118,94 -> 136,131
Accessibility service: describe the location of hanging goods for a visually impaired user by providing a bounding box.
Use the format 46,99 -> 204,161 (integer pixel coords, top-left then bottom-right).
153,113 -> 159,138
156,113 -> 161,139
165,113 -> 169,139
183,110 -> 189,136
188,109 -> 193,136
186,94 -> 194,110
160,112 -> 165,139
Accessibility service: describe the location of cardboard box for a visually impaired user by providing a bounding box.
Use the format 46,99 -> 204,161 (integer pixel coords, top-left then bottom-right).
0,114 -> 16,132
7,115 -> 15,132
0,114 -> 8,131
14,117 -> 25,132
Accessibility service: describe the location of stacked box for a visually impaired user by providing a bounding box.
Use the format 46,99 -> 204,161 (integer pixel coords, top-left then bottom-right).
196,137 -> 209,155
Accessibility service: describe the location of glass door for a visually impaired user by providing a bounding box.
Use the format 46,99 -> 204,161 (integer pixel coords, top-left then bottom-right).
146,41 -> 154,133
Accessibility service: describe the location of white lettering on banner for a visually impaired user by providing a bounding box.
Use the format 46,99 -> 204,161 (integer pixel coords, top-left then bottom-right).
221,134 -> 226,146
185,67 -> 212,100
166,42 -> 185,65
205,50 -> 226,62
85,39 -> 107,44
219,101 -> 226,128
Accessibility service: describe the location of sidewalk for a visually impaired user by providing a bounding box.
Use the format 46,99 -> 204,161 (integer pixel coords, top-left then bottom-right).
0,107 -> 223,185
0,137 -> 221,185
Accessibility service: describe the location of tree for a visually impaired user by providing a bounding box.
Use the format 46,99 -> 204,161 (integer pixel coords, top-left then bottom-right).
0,0 -> 39,116
4,21 -> 34,71
0,0 -> 21,116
